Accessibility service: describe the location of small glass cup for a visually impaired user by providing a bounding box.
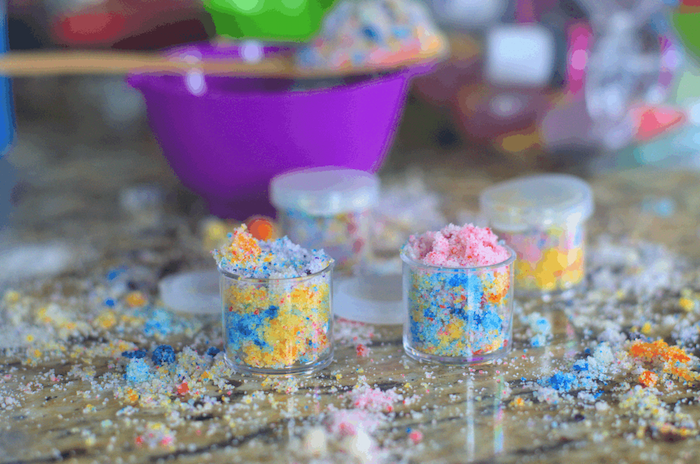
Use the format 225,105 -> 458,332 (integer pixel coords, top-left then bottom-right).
218,261 -> 334,375
401,245 -> 516,365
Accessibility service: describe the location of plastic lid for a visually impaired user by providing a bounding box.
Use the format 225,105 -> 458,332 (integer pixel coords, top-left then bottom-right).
0,241 -> 75,284
270,167 -> 380,216
159,270 -> 221,315
479,174 -> 594,231
333,274 -> 403,325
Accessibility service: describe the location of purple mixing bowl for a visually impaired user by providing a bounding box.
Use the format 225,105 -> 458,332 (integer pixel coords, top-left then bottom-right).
127,42 -> 431,219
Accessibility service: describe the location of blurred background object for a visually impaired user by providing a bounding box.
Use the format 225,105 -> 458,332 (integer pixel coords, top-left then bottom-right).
2,0 -> 700,224
412,0 -> 690,169
46,0 -> 211,49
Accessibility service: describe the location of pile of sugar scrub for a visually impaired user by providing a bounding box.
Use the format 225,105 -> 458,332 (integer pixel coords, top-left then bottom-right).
403,223 -> 510,267
296,0 -> 446,70
213,225 -> 334,371
213,225 -> 332,279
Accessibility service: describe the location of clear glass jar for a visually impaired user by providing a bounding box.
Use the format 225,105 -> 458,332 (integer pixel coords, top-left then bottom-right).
401,245 -> 516,365
270,167 -> 379,277
480,174 -> 594,297
218,262 -> 334,375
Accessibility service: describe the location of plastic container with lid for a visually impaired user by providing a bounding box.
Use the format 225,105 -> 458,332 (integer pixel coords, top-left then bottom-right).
479,174 -> 594,296
270,167 -> 379,278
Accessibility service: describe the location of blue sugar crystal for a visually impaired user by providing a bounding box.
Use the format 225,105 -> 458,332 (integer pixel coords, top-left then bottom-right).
547,372 -> 576,392
106,269 -> 122,281
125,359 -> 150,383
480,311 -> 502,332
105,298 -> 115,307
535,318 -> 551,332
152,345 -> 176,365
573,360 -> 589,372
206,347 -> 221,357
262,305 -> 278,320
122,349 -> 147,359
143,308 -> 174,337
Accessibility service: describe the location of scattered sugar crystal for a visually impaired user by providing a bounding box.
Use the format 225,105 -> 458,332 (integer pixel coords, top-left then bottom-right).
342,429 -> 375,464
525,312 -> 551,347
593,343 -> 615,368
125,359 -> 151,384
348,384 -> 400,412
302,427 -> 328,457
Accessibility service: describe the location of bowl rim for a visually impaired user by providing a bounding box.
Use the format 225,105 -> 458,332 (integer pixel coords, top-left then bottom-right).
126,41 -> 437,99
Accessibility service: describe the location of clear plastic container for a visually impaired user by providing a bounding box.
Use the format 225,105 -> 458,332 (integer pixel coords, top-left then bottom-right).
270,167 -> 379,277
401,245 -> 516,365
219,262 -> 334,375
479,174 -> 594,296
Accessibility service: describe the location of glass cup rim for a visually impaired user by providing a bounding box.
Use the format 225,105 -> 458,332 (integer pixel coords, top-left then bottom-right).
217,259 -> 335,283
399,242 -> 516,272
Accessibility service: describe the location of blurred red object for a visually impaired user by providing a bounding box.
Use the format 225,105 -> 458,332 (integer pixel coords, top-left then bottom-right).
630,105 -> 686,143
412,34 -> 482,107
50,0 -> 208,49
451,82 -> 552,142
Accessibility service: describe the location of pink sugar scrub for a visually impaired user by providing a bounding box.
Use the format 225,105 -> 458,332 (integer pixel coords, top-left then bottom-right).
404,223 -> 509,267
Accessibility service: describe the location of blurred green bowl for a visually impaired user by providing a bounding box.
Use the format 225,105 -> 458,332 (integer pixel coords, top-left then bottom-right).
204,0 -> 339,42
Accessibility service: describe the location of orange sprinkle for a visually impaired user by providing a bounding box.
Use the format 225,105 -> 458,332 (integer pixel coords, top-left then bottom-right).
638,370 -> 658,387
177,382 -> 189,396
629,340 -> 696,383
126,388 -> 139,403
246,216 -> 276,241
225,225 -> 262,265
125,291 -> 147,308
663,364 -> 696,382
665,346 -> 691,364
628,339 -> 690,364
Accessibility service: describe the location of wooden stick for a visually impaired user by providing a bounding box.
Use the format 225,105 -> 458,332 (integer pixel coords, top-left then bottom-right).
0,42 -> 452,79
0,50 -> 296,77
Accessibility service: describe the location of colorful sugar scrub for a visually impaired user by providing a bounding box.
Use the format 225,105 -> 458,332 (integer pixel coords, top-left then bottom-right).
479,174 -> 594,296
270,168 -> 379,278
213,225 -> 335,375
401,224 -> 516,364
296,0 -> 447,71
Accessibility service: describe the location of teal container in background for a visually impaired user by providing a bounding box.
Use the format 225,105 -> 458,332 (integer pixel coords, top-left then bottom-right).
0,0 -> 15,156
0,0 -> 16,230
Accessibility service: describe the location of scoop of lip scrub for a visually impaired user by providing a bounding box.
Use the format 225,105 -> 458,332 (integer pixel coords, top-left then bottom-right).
296,0 -> 447,70
212,225 -> 332,279
404,223 -> 510,267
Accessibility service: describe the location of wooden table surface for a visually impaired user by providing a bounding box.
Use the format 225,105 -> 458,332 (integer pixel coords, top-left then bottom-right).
2,109 -> 700,464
